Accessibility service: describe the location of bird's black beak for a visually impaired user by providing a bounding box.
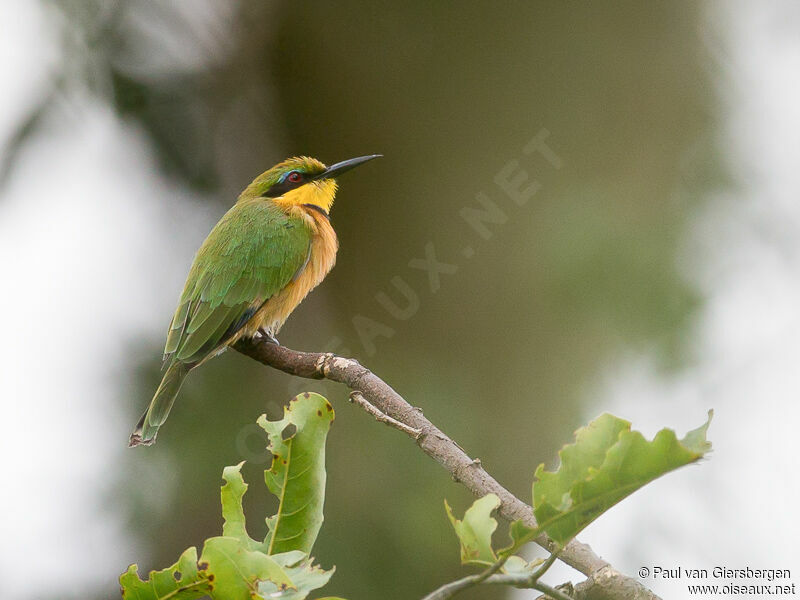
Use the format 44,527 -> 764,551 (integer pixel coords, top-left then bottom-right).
317,154 -> 382,180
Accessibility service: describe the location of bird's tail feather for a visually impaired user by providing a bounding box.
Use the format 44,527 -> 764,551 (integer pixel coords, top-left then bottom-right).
129,361 -> 191,447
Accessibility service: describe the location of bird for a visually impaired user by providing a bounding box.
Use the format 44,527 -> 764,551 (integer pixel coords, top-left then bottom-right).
129,154 -> 381,447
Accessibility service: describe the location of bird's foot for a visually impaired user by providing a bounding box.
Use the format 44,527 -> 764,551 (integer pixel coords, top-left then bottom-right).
257,328 -> 280,345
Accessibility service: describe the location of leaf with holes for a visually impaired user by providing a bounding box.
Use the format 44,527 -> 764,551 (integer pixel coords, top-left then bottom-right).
258,392 -> 335,555
120,547 -> 211,600
120,537 -> 296,600
121,394 -> 339,599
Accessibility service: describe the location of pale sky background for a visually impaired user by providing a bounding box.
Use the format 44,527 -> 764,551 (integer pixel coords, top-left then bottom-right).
530,1 -> 800,597
1,2 -> 798,599
0,1 -> 220,596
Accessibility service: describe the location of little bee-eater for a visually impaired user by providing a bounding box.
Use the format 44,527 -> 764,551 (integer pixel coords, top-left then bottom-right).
129,154 -> 381,447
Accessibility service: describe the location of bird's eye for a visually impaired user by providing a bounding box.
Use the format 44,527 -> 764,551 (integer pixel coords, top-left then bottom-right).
287,171 -> 302,183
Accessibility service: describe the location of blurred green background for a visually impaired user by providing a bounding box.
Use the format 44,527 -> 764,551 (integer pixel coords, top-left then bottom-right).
3,1 -> 724,598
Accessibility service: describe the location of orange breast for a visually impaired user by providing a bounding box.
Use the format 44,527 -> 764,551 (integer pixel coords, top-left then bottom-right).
244,206 -> 338,336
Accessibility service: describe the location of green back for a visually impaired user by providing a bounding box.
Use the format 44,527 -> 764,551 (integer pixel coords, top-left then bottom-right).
164,200 -> 311,364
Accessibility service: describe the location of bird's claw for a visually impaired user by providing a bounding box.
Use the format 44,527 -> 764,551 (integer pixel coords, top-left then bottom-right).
257,328 -> 280,345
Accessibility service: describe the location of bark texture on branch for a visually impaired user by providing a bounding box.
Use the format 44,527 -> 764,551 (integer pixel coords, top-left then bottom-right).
234,338 -> 660,600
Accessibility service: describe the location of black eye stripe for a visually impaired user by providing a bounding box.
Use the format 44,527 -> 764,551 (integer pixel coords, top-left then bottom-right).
261,173 -> 305,198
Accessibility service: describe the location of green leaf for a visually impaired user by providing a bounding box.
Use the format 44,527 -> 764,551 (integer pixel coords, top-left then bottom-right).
258,392 -> 335,555
500,519 -> 538,556
502,555 -> 544,575
533,410 -> 713,545
444,494 -> 500,566
120,547 -> 212,600
271,551 -> 308,568
258,556 -> 335,600
122,394 -> 340,600
498,519 -> 536,558
120,540 -> 296,600
220,462 -> 267,552
199,537 -> 294,600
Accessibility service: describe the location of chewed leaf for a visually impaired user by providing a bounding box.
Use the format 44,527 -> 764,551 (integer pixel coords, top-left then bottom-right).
534,414 -> 629,512
122,394 -> 340,600
258,556 -> 335,600
120,547 -> 211,600
220,462 -> 267,552
121,531 -> 295,600
502,555 -> 544,575
445,494 -> 500,566
258,392 -> 335,555
533,411 -> 713,545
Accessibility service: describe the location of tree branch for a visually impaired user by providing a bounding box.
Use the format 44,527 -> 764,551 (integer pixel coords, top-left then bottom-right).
234,338 -> 660,599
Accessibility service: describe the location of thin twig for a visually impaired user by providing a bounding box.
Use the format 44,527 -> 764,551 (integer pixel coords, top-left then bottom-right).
422,540 -> 563,599
420,573 -> 484,600
529,548 -> 562,582
234,339 -> 661,600
418,560 -> 514,600
521,580 -> 574,600
349,391 -> 422,438
470,556 -> 509,587
422,568 -> 574,600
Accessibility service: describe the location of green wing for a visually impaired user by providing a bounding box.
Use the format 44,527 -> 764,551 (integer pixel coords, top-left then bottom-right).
163,201 -> 311,364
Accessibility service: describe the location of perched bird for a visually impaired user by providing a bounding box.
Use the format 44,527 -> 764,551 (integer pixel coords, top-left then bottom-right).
129,154 -> 381,447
